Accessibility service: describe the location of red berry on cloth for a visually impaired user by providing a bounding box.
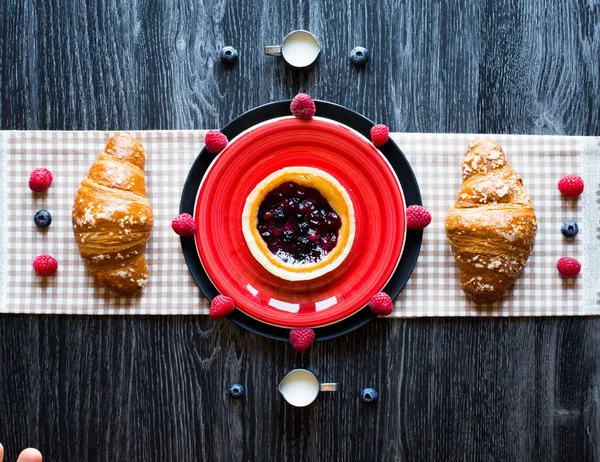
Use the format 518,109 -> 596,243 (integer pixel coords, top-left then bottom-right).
556,257 -> 581,278
210,295 -> 235,319
33,254 -> 58,276
370,124 -> 389,147
557,174 -> 584,197
290,93 -> 316,119
406,205 -> 432,230
171,213 -> 196,237
368,292 -> 393,315
289,328 -> 315,352
29,168 -> 53,192
204,130 -> 228,154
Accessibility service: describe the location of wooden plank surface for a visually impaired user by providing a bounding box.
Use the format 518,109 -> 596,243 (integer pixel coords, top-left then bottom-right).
1,0 -> 599,460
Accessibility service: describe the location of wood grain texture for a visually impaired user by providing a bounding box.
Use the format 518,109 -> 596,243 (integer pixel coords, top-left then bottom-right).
1,0 -> 600,460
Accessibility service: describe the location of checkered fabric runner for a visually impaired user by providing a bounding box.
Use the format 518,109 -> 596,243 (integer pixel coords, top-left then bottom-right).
1,131 -> 597,316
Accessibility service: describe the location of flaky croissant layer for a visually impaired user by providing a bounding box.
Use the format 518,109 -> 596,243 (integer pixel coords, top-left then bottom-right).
73,134 -> 154,296
445,140 -> 537,304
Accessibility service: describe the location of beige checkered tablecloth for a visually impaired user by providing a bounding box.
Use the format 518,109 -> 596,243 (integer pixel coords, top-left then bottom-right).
1,131 -> 598,316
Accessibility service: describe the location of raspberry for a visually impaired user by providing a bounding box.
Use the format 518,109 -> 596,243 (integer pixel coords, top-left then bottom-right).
204,130 -> 228,154
33,254 -> 58,276
290,93 -> 316,119
556,257 -> 581,278
171,213 -> 196,237
370,124 -> 389,147
557,175 -> 584,197
406,205 -> 432,230
210,295 -> 235,319
368,292 -> 393,315
29,168 -> 53,192
289,328 -> 315,352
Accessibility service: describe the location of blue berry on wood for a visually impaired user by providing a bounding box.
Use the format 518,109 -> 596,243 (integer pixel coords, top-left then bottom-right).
350,46 -> 369,65
220,46 -> 239,64
361,387 -> 379,403
229,383 -> 245,398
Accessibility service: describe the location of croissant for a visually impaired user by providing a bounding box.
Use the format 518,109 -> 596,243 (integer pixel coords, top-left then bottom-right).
72,134 -> 154,296
445,140 -> 537,304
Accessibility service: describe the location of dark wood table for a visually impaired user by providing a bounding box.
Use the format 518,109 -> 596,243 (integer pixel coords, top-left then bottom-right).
1,1 -> 599,460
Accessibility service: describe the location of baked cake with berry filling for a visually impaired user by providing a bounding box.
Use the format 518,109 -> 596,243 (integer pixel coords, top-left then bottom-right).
242,167 -> 355,281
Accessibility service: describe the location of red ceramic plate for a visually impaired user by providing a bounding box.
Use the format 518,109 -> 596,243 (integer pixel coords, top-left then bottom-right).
194,116 -> 406,328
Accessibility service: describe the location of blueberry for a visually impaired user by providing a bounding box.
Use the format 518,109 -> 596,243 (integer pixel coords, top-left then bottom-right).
309,210 -> 323,226
297,236 -> 310,249
229,383 -> 245,398
220,46 -> 239,64
325,212 -> 341,229
297,222 -> 310,234
299,200 -> 315,215
273,208 -> 286,222
350,46 -> 369,65
361,387 -> 378,403
33,209 -> 52,228
561,220 -> 578,238
283,198 -> 298,215
260,230 -> 272,242
282,230 -> 294,243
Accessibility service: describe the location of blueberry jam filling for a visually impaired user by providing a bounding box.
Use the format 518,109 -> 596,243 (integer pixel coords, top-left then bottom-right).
257,181 -> 341,264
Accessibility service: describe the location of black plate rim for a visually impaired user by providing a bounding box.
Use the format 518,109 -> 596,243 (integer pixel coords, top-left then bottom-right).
179,100 -> 423,342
